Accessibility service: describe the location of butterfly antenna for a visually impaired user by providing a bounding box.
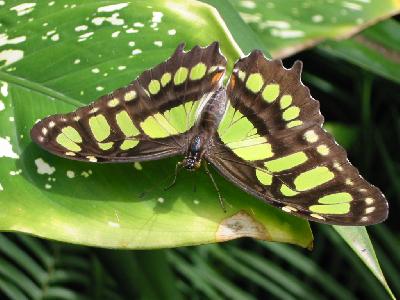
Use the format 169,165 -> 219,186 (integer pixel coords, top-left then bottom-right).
164,161 -> 183,191
203,161 -> 226,212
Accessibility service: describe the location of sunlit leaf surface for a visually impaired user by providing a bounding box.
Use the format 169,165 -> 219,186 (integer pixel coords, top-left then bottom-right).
0,0 -> 312,249
227,0 -> 400,58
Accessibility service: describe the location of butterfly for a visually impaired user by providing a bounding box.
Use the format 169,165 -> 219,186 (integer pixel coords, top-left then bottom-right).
30,42 -> 388,225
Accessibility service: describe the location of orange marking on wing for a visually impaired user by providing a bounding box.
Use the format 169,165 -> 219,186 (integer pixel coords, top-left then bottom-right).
229,74 -> 236,90
211,72 -> 223,85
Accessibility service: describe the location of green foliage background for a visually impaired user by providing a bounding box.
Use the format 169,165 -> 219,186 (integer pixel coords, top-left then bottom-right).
0,0 -> 399,299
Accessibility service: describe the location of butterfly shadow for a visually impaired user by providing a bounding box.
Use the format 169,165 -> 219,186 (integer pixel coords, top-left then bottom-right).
19,143 -> 226,220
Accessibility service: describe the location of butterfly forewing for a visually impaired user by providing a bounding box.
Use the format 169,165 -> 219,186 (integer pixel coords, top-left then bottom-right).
31,42 -> 227,162
207,50 -> 388,225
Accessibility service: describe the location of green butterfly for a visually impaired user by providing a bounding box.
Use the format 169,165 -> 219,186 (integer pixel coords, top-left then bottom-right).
31,42 -> 388,225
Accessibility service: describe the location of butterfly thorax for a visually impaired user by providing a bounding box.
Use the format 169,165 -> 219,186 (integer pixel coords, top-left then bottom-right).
182,87 -> 228,171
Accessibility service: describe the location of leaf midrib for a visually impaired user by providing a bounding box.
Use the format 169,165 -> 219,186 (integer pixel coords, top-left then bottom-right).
0,71 -> 84,107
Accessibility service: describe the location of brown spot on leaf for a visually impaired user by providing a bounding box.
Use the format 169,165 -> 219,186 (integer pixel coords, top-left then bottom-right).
216,210 -> 270,242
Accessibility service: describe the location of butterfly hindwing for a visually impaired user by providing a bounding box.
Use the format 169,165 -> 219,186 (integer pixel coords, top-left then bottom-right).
207,51 -> 388,225
31,43 -> 227,162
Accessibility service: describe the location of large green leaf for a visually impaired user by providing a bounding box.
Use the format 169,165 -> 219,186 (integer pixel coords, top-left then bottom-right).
226,0 -> 400,58
320,19 -> 400,84
0,0 -> 312,249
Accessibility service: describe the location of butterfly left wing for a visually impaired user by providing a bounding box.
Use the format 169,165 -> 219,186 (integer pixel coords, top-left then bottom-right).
31,43 -> 226,162
206,51 -> 388,225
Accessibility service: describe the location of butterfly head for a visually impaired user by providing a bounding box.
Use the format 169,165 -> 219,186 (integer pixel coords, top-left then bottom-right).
183,135 -> 203,171
182,157 -> 202,171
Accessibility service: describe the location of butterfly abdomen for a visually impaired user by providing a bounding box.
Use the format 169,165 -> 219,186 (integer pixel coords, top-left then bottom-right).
195,87 -> 227,140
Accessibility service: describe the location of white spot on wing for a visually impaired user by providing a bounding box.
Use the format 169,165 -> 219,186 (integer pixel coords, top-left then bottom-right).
0,100 -> 4,112
167,29 -> 176,35
66,170 -> 75,178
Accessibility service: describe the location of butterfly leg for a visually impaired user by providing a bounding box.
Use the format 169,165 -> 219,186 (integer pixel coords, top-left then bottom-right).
203,161 -> 226,212
164,161 -> 183,191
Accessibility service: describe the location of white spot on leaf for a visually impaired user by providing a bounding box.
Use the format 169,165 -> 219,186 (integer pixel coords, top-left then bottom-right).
0,137 -> 19,159
66,170 -> 75,178
0,82 -> 7,96
78,32 -> 94,42
0,49 -> 24,66
270,29 -> 305,38
97,3 -> 129,13
35,158 -> 56,175
312,15 -> 324,23
240,0 -> 256,9
0,33 -> 26,46
75,25 -> 88,32
126,28 -> 138,33
131,49 -> 142,55
10,3 -> 36,16
50,33 -> 60,41
92,13 -> 124,26
111,31 -> 120,38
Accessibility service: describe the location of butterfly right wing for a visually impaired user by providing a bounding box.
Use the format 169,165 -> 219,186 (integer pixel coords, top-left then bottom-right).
206,50 -> 387,225
31,42 -> 227,162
